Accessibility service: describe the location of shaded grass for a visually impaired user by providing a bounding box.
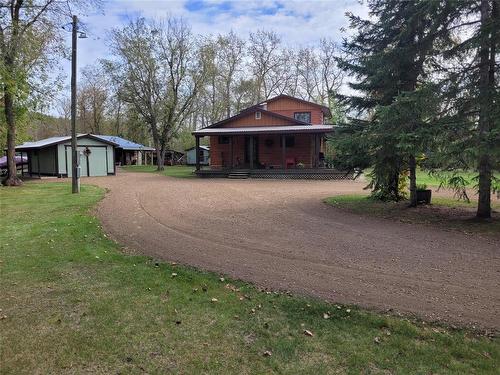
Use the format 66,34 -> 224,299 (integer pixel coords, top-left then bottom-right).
0,183 -> 499,374
121,164 -> 195,178
324,194 -> 500,237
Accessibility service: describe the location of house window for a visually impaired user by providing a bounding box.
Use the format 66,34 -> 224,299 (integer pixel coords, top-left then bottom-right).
294,112 -> 311,123
255,111 -> 261,120
280,136 -> 295,148
218,136 -> 230,144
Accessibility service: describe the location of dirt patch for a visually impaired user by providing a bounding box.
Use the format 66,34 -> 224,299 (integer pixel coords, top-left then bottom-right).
88,171 -> 500,330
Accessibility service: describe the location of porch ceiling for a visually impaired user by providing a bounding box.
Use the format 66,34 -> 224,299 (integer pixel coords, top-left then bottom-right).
192,125 -> 334,136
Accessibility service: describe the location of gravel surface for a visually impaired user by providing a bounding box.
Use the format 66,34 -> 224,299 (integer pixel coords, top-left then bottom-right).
89,171 -> 500,330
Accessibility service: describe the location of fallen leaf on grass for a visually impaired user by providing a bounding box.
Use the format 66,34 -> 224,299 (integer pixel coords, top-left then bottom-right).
482,351 -> 492,359
304,329 -> 314,337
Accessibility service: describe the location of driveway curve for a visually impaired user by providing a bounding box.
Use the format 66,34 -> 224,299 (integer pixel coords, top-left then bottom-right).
89,171 -> 500,330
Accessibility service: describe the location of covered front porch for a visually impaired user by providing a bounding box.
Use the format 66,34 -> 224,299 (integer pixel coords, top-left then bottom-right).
193,125 -> 333,168
191,125 -> 351,180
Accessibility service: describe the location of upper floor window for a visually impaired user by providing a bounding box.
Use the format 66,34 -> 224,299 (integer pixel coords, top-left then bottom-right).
255,111 -> 262,120
294,112 -> 311,123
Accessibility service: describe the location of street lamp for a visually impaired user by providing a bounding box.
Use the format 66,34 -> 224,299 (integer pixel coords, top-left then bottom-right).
63,15 -> 87,193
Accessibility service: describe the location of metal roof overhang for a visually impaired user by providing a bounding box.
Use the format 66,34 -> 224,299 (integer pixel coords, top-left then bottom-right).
14,134 -> 119,151
120,146 -> 156,151
192,125 -> 334,136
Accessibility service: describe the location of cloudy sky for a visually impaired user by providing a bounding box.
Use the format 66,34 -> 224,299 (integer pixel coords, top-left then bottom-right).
67,0 -> 369,67
56,0 -> 368,106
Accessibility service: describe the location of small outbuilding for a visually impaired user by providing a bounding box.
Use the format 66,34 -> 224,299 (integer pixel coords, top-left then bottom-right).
14,134 -> 117,178
186,145 -> 210,166
92,135 -> 155,166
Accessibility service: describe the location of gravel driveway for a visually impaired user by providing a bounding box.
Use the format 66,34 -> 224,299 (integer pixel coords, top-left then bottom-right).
89,171 -> 500,330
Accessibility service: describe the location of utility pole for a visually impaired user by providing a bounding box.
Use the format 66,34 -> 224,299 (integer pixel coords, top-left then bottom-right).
71,15 -> 80,193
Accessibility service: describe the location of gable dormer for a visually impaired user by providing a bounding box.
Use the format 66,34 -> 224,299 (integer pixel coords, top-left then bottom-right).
257,95 -> 331,124
207,107 -> 309,129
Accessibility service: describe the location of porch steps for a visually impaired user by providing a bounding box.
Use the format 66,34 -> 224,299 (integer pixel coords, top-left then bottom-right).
227,170 -> 250,179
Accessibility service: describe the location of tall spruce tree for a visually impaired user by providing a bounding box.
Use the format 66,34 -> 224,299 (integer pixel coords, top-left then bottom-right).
435,0 -> 500,218
417,0 -> 499,218
336,0 -> 456,204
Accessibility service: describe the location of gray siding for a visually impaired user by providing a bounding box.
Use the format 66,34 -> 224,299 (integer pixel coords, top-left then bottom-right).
186,149 -> 209,165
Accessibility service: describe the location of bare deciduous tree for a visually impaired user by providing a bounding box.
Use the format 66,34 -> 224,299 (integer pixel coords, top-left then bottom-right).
77,65 -> 108,134
108,17 -> 208,170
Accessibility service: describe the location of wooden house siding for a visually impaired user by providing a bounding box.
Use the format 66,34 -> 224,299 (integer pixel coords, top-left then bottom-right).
210,133 -> 320,169
195,95 -> 332,172
266,97 -> 324,124
219,111 -> 296,128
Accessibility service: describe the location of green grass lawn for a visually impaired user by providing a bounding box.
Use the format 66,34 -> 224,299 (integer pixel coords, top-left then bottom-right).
324,195 -> 500,237
362,168 -> 499,188
121,164 -> 195,178
1,183 -> 499,374
415,170 -> 492,188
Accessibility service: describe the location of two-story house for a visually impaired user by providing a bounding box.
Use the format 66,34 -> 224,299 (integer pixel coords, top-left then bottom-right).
192,94 -> 335,178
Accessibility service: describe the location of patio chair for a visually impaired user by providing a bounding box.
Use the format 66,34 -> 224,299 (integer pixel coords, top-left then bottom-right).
285,157 -> 295,169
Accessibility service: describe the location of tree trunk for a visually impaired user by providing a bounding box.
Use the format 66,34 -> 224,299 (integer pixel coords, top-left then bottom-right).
476,0 -> 494,219
155,148 -> 163,171
155,144 -> 167,171
409,154 -> 417,207
392,167 -> 400,201
2,88 -> 23,186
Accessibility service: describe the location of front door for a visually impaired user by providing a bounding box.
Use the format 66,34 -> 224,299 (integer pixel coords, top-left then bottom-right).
244,136 -> 259,167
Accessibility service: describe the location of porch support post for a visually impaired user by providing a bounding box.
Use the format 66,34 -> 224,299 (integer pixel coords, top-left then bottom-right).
37,151 -> 41,179
281,134 -> 286,169
230,136 -> 234,169
195,135 -> 201,171
29,150 -> 32,177
313,134 -> 318,168
249,136 -> 254,170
